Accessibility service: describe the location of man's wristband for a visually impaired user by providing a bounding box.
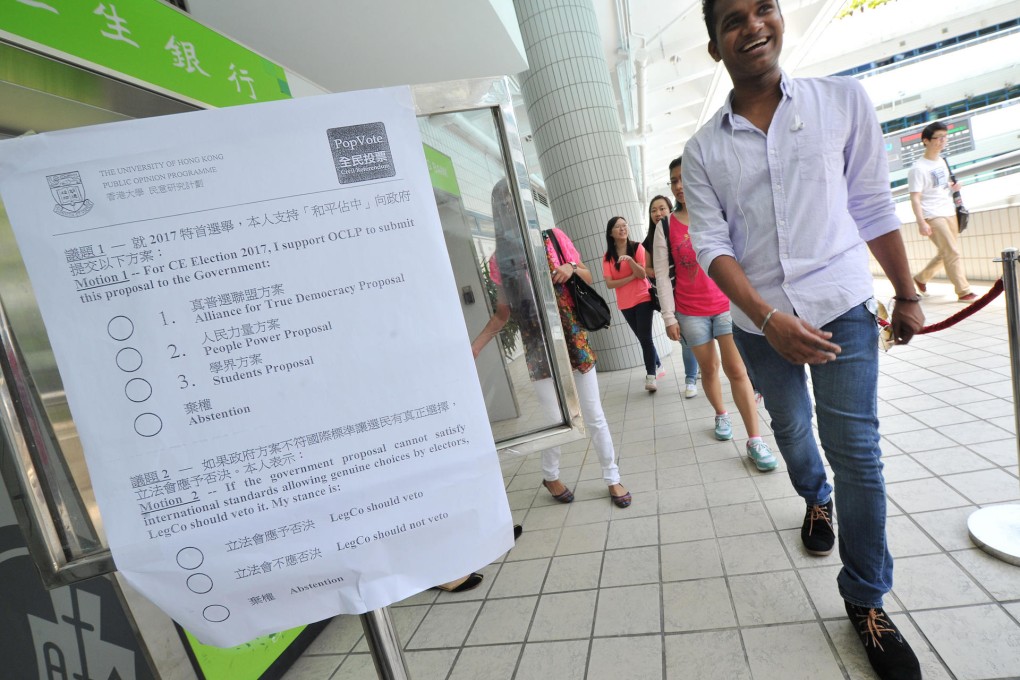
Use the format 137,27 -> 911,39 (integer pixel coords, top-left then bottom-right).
893,295 -> 921,303
759,308 -> 779,332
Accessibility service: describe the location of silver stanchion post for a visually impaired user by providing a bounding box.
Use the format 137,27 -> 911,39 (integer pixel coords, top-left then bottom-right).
360,607 -> 412,680
967,247 -> 1020,566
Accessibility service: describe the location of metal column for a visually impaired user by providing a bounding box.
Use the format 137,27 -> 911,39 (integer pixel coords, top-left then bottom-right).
361,608 -> 411,680
967,248 -> 1020,566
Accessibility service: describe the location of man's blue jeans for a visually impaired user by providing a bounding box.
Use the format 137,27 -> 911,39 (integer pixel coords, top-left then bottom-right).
733,302 -> 892,608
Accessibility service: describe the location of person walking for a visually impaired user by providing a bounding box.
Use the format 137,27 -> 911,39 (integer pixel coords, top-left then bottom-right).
653,156 -> 777,473
909,120 -> 977,302
602,216 -> 660,392
645,195 -> 700,398
681,1 -> 925,677
472,180 -> 632,508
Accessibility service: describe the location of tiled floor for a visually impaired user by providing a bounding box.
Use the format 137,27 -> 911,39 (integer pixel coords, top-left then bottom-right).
285,278 -> 1020,680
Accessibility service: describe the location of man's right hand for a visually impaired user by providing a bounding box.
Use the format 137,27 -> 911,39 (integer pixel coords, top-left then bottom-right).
763,311 -> 841,365
666,323 -> 681,341
918,221 -> 932,237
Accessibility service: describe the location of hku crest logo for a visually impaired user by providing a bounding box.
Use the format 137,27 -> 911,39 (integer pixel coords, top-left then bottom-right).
47,171 -> 94,218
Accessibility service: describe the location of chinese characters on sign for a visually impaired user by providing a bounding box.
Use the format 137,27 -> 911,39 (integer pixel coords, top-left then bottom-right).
3,0 -> 291,107
0,87 -> 512,646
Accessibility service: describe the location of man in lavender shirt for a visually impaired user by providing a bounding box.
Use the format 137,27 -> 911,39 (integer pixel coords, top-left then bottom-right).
682,1 -> 925,678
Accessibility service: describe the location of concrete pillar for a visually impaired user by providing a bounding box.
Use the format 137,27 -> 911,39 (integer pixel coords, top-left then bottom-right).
514,0 -> 670,371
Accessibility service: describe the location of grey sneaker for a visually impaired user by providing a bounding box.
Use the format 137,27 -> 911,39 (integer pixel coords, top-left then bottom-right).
746,440 -> 778,471
714,414 -> 732,440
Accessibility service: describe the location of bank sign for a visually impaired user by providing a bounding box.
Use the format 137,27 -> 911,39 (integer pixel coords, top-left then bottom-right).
0,0 -> 291,108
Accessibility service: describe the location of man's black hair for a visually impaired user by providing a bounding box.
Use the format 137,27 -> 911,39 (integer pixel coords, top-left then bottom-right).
668,156 -> 683,173
921,121 -> 948,142
702,0 -> 783,44
702,0 -> 719,43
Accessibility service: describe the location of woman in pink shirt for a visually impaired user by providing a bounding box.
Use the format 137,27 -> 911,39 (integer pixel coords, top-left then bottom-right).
653,156 -> 777,472
602,216 -> 660,392
472,181 -> 631,510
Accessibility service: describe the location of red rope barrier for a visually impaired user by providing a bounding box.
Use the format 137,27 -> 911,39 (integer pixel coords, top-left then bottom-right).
877,278 -> 1004,333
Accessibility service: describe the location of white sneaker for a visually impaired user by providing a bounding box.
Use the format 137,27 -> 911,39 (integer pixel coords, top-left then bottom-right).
645,375 -> 657,392
684,380 -> 698,399
656,365 -> 666,378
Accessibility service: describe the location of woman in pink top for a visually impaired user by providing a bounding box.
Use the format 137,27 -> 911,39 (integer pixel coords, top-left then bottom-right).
472,181 -> 631,509
602,216 -> 660,392
652,156 -> 777,472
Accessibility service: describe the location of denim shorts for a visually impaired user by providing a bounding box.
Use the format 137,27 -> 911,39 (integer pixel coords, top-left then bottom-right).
676,310 -> 733,347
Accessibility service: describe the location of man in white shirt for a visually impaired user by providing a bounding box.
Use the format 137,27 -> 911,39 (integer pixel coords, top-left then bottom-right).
909,121 -> 976,301
682,1 -> 924,678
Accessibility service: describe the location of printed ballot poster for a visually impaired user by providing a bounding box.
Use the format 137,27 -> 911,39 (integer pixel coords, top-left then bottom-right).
0,86 -> 513,647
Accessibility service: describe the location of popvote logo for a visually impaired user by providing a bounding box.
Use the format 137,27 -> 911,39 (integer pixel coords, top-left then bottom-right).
326,122 -> 395,184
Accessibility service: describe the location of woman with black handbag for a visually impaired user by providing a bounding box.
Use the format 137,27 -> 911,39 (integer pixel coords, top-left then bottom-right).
471,180 -> 631,509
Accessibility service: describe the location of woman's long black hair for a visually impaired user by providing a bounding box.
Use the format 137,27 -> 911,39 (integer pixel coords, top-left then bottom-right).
603,216 -> 639,271
647,194 -> 673,232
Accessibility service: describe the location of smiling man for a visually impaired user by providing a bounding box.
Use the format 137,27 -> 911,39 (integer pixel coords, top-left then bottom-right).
681,1 -> 924,678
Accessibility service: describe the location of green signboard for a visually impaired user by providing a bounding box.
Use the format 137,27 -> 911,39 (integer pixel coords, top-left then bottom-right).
424,144 -> 462,197
0,0 -> 290,107
181,622 -> 328,680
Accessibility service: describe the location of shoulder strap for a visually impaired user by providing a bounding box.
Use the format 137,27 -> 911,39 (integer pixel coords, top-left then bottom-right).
546,228 -> 567,266
942,157 -> 957,184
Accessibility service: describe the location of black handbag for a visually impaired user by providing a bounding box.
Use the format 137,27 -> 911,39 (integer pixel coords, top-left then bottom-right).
944,158 -> 970,233
546,230 -> 611,331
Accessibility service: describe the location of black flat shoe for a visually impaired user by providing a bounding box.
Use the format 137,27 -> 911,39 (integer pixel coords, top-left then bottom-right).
432,572 -> 484,593
845,602 -> 921,680
514,524 -> 523,541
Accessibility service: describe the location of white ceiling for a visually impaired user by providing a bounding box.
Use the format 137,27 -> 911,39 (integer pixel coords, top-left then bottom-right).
181,0 -> 1017,205
185,0 -> 528,93
584,0 -> 1020,199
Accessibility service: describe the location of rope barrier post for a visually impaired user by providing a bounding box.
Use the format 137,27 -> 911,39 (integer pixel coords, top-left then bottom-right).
360,607 -> 412,680
967,248 -> 1020,566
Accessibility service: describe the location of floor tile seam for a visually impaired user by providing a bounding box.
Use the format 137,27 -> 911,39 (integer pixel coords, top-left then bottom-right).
406,596 -> 485,652
937,468 -> 1020,505
895,600 -> 1020,624
893,487 -> 995,562
757,498 -> 848,632
885,489 -> 990,515
483,581 -> 542,680
931,547 -> 1015,608
465,566 -> 551,650
327,655 -> 353,680
882,606 -> 957,679
701,563 -> 765,680
907,444 -> 1006,474
1002,601 -> 1020,630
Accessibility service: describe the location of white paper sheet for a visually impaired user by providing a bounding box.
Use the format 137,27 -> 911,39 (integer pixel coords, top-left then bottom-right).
0,86 -> 512,647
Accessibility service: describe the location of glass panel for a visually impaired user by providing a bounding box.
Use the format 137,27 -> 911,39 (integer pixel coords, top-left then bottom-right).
0,189 -> 106,567
0,45 -> 197,582
418,109 -> 565,444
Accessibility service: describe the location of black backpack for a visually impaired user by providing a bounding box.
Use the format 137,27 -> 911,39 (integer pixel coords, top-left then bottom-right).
642,216 -> 675,312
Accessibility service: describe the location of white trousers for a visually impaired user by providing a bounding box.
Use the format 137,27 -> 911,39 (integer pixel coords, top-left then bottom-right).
534,367 -> 620,485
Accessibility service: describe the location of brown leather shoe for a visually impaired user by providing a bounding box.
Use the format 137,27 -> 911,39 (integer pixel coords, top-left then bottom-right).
959,293 -> 978,302
913,278 -> 927,295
